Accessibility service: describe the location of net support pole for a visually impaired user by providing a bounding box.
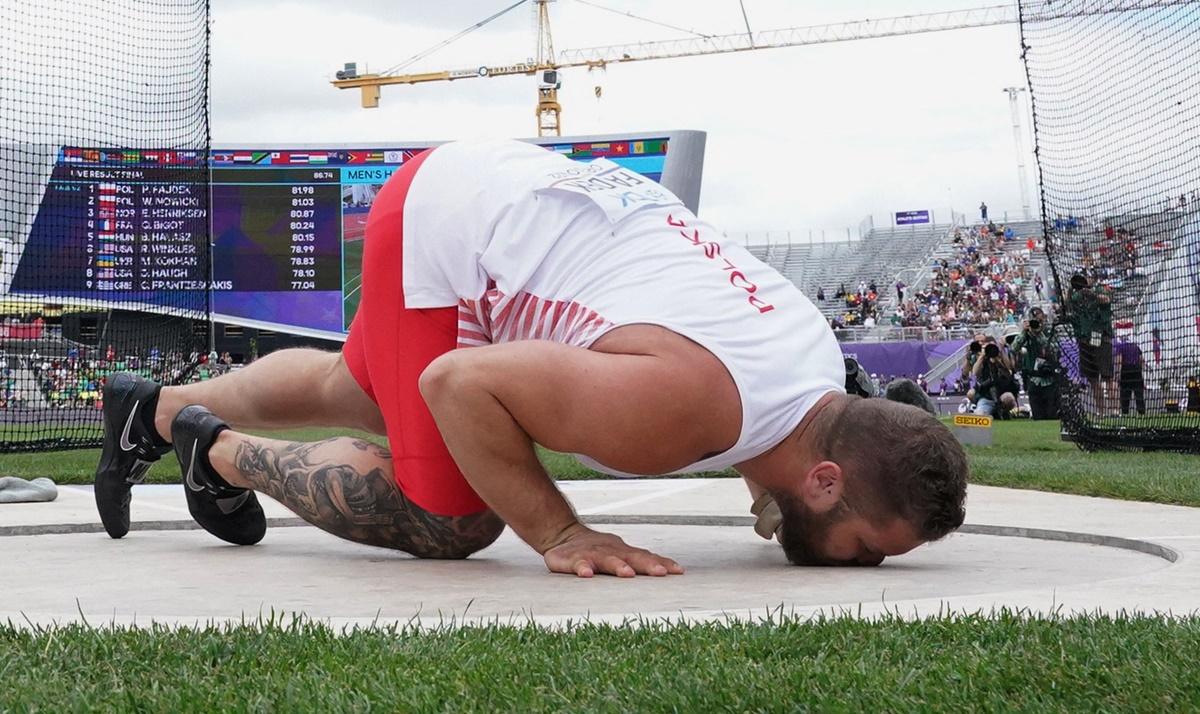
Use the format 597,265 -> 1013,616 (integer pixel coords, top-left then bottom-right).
1003,86 -> 1033,222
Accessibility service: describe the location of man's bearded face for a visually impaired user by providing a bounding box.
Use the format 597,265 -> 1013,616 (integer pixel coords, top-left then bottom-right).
775,494 -> 883,567
774,492 -> 922,567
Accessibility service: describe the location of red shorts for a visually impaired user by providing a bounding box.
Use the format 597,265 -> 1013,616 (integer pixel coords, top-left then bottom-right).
342,149 -> 488,517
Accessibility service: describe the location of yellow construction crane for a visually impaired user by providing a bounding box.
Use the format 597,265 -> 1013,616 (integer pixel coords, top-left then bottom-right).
331,0 -> 1191,137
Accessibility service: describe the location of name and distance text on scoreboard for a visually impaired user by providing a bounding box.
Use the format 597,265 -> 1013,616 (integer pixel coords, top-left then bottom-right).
14,149 -> 209,299
15,140 -> 671,336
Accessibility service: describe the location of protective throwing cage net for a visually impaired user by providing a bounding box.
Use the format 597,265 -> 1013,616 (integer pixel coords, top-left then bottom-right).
1020,0 -> 1200,452
0,1 -> 211,451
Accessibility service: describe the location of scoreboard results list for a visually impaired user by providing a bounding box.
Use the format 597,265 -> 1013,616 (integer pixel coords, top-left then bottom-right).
14,141 -> 671,337
14,156 -> 210,298
208,150 -> 418,333
16,149 -> 410,334
211,167 -> 342,293
209,161 -> 364,334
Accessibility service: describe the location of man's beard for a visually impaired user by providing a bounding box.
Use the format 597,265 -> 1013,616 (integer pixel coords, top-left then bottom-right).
773,492 -> 853,566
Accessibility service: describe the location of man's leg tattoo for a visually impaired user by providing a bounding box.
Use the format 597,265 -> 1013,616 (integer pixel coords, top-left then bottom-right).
234,437 -> 504,559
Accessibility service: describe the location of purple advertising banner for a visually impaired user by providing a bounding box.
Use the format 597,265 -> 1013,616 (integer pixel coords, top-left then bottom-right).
895,210 -> 931,225
839,340 -> 969,380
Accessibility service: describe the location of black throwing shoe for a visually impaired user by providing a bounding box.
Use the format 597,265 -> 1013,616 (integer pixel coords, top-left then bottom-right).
172,405 -> 266,546
95,373 -> 172,539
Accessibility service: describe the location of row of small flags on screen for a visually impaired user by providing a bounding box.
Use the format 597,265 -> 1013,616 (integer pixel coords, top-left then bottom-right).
211,150 -> 410,165
61,148 -> 203,165
62,143 -> 665,166
547,139 -> 668,159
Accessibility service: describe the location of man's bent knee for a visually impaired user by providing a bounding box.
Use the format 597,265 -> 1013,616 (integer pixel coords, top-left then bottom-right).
400,509 -> 506,560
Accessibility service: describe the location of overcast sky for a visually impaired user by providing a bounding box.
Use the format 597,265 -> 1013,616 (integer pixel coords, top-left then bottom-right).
209,0 -> 1039,237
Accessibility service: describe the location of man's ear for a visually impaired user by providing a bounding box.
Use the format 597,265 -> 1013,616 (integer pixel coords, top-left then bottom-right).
799,460 -> 843,513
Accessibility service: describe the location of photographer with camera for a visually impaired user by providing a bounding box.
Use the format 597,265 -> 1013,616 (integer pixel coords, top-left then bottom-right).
961,332 -> 987,383
1012,309 -> 1059,419
971,338 -> 1017,417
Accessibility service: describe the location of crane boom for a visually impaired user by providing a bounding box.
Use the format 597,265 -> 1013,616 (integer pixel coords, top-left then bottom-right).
556,0 -> 1190,67
332,0 -> 1192,133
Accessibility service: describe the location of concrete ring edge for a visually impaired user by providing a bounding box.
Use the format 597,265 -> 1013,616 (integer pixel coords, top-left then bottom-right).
0,515 -> 1179,564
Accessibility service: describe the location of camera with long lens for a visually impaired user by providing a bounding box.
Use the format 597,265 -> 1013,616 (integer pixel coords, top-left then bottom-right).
984,343 -> 1000,359
969,341 -> 983,354
844,356 -> 937,415
1028,319 -> 1042,332
844,357 -> 878,398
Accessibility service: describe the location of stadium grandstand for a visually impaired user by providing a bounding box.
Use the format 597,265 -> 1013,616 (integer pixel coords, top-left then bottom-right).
738,216 -> 1051,337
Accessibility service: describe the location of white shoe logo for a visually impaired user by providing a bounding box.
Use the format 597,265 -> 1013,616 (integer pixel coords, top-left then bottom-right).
118,400 -> 140,452
185,439 -> 205,492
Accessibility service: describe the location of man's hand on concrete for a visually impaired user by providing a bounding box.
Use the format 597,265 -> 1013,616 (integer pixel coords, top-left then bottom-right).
542,522 -> 684,578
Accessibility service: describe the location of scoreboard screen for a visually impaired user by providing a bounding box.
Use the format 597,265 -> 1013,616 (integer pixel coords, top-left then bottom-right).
13,149 -> 209,301
14,132 -> 704,339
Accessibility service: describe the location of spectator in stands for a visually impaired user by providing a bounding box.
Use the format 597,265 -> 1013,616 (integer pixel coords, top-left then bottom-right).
836,283 -> 846,299
895,280 -> 905,302
980,201 -> 988,221
816,286 -> 825,302
1067,273 -> 1114,414
1114,334 -> 1146,416
868,280 -> 877,295
897,232 -> 1032,331
1012,313 -> 1058,419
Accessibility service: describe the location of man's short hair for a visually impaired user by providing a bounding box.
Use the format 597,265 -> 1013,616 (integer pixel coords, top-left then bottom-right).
819,398 -> 968,541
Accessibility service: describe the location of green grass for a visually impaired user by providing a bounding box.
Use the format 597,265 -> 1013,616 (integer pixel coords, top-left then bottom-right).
3,612 -> 1198,712
7,424 -> 1198,709
15,420 -> 1200,507
342,238 -> 365,331
963,420 -> 1200,506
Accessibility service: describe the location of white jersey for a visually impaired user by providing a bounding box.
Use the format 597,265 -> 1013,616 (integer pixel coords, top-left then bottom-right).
402,139 -> 844,476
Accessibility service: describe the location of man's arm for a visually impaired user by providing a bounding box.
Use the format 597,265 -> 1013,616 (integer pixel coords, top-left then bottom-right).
999,348 -> 1016,373
419,340 -> 723,577
971,354 -> 986,379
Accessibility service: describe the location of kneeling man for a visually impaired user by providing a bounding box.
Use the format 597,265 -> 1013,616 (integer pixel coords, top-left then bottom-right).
95,140 -> 968,577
